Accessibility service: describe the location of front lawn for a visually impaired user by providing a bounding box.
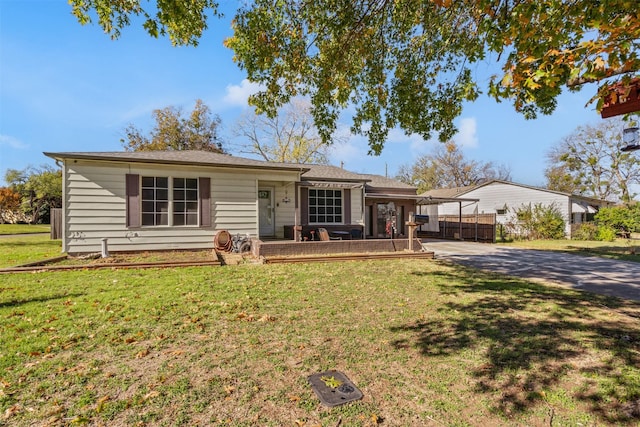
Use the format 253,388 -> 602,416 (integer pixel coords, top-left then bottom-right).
0,234 -> 62,268
0,224 -> 50,235
1,260 -> 639,426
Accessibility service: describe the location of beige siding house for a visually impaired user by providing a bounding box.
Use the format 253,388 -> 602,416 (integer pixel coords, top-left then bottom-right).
422,180 -> 613,238
45,151 -> 418,254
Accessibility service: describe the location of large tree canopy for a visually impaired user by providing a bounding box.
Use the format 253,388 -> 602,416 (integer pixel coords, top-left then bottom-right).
545,117 -> 640,203
4,166 -> 62,224
71,1 -> 639,153
121,99 -> 223,152
396,141 -> 511,193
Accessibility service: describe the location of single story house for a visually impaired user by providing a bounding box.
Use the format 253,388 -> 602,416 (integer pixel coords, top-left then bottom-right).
421,180 -> 614,238
44,150 -> 419,254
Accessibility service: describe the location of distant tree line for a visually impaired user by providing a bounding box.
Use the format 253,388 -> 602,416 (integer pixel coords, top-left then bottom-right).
1,166 -> 62,224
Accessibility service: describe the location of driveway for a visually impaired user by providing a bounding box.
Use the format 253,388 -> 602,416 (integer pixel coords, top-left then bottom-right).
423,239 -> 640,302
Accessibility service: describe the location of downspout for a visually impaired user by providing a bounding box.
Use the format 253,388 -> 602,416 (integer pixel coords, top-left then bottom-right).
361,183 -> 366,239
459,201 -> 463,240
60,158 -> 67,253
294,181 -> 300,241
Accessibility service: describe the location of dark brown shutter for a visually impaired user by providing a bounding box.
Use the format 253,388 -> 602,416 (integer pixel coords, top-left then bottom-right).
125,174 -> 140,228
300,187 -> 309,225
199,177 -> 211,227
343,189 -> 351,224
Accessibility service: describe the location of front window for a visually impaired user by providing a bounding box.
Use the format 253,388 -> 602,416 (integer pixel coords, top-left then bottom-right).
141,176 -> 198,226
309,188 -> 342,223
173,178 -> 199,226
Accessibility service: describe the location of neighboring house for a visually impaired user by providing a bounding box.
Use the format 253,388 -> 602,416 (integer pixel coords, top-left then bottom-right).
44,151 -> 419,254
421,180 -> 614,238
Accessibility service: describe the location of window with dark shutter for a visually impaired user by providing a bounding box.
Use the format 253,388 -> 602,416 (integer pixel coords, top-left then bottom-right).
126,174 -> 211,227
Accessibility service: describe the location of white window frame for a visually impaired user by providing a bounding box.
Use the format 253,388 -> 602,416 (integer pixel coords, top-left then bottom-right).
141,176 -> 199,227
308,188 -> 343,224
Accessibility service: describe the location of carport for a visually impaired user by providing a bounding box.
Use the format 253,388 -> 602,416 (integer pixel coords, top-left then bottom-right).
415,196 -> 493,242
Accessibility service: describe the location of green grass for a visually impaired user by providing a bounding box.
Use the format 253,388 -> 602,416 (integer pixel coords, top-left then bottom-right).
502,238 -> 640,262
0,235 -> 62,268
1,260 -> 639,426
0,224 -> 50,235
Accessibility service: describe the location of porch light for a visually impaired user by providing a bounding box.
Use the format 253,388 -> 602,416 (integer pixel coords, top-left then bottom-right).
282,190 -> 291,203
621,126 -> 640,152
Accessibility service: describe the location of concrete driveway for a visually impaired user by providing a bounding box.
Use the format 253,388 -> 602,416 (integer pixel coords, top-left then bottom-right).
423,239 -> 640,302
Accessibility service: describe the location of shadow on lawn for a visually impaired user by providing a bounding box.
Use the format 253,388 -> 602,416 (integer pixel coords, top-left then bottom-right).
391,269 -> 640,423
0,292 -> 85,309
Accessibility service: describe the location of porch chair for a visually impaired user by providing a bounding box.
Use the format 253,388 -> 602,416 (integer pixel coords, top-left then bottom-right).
317,227 -> 341,241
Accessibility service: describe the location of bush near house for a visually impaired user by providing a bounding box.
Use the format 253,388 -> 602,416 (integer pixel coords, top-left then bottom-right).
507,203 -> 566,240
595,204 -> 640,237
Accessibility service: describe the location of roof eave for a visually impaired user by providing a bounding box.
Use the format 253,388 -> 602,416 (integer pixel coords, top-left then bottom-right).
44,152 -> 310,173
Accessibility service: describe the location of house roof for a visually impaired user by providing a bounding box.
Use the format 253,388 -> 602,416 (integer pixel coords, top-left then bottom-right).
421,179 -> 613,205
43,151 -> 311,173
359,173 -> 417,190
420,185 -> 478,199
300,164 -> 371,182
44,150 -> 416,194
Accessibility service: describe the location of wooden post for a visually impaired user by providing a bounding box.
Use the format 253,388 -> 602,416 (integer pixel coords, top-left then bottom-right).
406,222 -> 417,251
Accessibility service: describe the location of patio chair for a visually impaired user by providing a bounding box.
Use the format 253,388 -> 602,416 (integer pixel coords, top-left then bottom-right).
350,228 -> 363,239
317,227 -> 341,241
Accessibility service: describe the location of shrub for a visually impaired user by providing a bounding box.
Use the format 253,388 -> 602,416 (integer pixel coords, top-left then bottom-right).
595,204 -> 640,235
572,223 -> 599,241
514,203 -> 566,240
596,226 -> 617,242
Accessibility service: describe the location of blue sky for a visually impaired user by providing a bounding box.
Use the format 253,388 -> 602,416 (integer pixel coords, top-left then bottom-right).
1,1 -> 608,187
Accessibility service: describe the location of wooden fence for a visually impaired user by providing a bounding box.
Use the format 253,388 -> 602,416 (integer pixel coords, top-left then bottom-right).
51,208 -> 62,240
418,213 -> 496,243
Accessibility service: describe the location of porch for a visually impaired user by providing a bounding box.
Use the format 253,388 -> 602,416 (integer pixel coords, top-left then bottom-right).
253,237 -> 431,258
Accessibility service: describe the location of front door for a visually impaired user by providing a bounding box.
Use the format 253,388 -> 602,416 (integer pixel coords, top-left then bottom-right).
258,187 -> 275,237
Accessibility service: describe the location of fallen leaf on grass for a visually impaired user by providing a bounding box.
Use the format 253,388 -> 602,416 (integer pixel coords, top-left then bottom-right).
135,349 -> 150,359
163,349 -> 184,356
143,390 -> 160,401
3,404 -> 21,419
224,385 -> 235,395
289,394 -> 301,402
236,312 -> 255,321
96,395 -> 110,413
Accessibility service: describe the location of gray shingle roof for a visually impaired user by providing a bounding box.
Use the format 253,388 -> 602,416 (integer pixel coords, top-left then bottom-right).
44,150 -> 415,192
422,180 -> 613,204
359,173 -> 417,190
421,185 -> 479,198
300,164 -> 371,182
44,151 -> 310,172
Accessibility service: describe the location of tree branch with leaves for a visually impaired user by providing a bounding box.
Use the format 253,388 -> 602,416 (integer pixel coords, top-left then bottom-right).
121,99 -> 224,153
396,141 -> 511,193
70,1 -> 640,153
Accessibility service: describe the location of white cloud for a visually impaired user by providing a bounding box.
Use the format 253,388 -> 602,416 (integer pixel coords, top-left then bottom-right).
328,129 -> 367,167
385,127 -> 437,158
223,79 -> 265,107
0,134 -> 28,149
453,117 -> 478,148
